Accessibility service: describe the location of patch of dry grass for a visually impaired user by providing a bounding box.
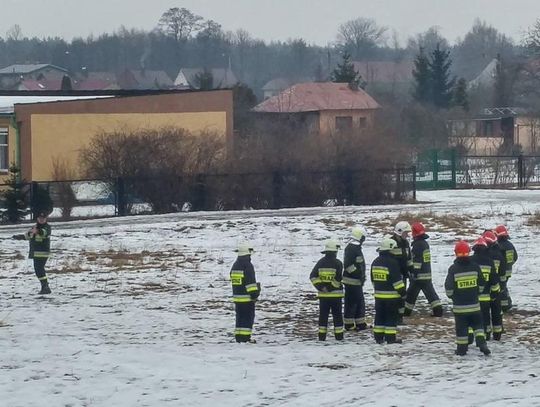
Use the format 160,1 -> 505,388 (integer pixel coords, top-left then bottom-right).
526,211 -> 540,227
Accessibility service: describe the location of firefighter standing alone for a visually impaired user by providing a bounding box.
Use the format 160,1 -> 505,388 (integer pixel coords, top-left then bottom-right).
230,243 -> 260,343
13,211 -> 52,295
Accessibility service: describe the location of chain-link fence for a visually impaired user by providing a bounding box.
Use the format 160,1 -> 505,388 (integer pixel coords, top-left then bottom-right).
0,167 -> 416,222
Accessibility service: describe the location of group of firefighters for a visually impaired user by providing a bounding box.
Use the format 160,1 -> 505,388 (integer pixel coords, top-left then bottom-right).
10,209 -> 518,356
230,221 -> 518,356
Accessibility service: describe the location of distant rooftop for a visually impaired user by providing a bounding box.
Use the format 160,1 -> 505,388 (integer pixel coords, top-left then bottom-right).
0,64 -> 68,75
253,82 -> 380,113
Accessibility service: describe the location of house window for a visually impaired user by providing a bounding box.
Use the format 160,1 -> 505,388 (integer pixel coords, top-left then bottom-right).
0,128 -> 8,171
359,117 -> 367,128
481,120 -> 495,137
335,116 -> 353,132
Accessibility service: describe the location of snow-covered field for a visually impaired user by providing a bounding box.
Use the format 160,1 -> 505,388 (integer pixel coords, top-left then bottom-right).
1,189 -> 540,406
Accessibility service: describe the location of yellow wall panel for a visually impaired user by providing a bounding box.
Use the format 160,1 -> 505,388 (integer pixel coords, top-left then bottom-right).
30,112 -> 226,181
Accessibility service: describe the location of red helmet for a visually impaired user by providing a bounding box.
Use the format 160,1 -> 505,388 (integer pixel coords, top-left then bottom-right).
454,240 -> 471,257
495,225 -> 509,238
472,237 -> 488,249
411,222 -> 426,238
482,230 -> 497,244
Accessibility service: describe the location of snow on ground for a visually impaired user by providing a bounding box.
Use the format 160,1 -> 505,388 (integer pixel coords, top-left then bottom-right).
1,189 -> 540,406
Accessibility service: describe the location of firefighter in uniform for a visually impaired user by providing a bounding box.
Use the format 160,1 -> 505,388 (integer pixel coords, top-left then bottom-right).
404,222 -> 443,317
495,225 -> 518,312
371,236 -> 406,344
445,240 -> 491,356
483,230 -> 507,321
12,211 -> 52,294
343,227 -> 367,331
471,237 -> 502,340
230,243 -> 260,343
390,221 -> 413,321
310,240 -> 344,341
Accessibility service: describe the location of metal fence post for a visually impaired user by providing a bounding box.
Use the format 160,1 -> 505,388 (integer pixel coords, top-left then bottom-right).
395,167 -> 402,201
272,171 -> 282,209
412,166 -> 417,201
116,177 -> 126,216
451,148 -> 457,188
517,154 -> 524,188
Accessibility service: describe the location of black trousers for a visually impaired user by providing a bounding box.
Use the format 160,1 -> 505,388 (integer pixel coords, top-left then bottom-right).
480,299 -> 503,335
404,279 -> 441,315
235,302 -> 255,342
343,285 -> 365,328
318,298 -> 344,338
454,311 -> 486,346
500,280 -> 512,312
398,276 -> 407,316
33,258 -> 48,281
374,299 -> 400,343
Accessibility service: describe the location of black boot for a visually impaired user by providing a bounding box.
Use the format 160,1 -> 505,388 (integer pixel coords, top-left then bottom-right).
344,324 -> 355,331
485,332 -> 491,341
39,280 -> 51,295
403,308 -> 413,317
318,333 -> 327,341
479,343 -> 491,356
355,323 -> 368,331
432,306 -> 443,317
493,332 -> 502,341
335,332 -> 344,341
455,344 -> 468,356
468,334 -> 474,345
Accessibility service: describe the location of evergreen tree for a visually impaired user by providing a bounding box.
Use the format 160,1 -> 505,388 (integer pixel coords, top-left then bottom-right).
1,165 -> 28,224
493,55 -> 510,107
193,68 -> 214,90
429,44 -> 455,108
452,78 -> 469,111
331,51 -> 364,87
412,47 -> 431,104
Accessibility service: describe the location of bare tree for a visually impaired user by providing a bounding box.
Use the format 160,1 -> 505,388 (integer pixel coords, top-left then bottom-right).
6,24 -> 23,41
336,18 -> 387,59
158,7 -> 203,43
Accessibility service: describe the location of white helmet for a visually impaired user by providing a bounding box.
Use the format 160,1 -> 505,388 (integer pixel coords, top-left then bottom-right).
351,226 -> 366,241
394,221 -> 412,235
378,236 -> 397,252
235,243 -> 254,256
321,239 -> 340,253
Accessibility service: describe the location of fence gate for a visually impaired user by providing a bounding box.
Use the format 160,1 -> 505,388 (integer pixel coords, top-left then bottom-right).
415,149 -> 456,190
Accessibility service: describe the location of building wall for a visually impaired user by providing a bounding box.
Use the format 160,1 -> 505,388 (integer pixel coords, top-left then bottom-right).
0,115 -> 17,184
15,90 -> 233,181
318,109 -> 376,135
515,116 -> 540,153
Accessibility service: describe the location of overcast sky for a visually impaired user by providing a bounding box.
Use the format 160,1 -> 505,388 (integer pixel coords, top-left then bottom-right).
2,0 -> 540,46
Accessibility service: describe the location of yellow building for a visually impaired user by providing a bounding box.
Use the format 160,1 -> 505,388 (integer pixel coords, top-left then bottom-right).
0,90 -> 232,182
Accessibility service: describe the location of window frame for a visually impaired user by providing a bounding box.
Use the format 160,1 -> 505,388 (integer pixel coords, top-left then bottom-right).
0,127 -> 8,172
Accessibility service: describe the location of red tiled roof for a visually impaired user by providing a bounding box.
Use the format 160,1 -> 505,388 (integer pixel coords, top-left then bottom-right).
253,82 -> 380,113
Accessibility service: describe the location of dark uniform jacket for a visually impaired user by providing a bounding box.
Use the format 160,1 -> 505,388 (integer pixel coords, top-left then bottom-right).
26,223 -> 51,259
310,254 -> 344,298
445,257 -> 486,314
370,252 -> 406,300
497,237 -> 518,280
230,256 -> 260,303
342,242 -> 366,286
471,248 -> 500,302
390,234 -> 413,279
411,234 -> 432,281
488,244 -> 507,283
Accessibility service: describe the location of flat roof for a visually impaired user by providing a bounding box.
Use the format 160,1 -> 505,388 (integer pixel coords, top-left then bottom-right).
0,95 -> 114,114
